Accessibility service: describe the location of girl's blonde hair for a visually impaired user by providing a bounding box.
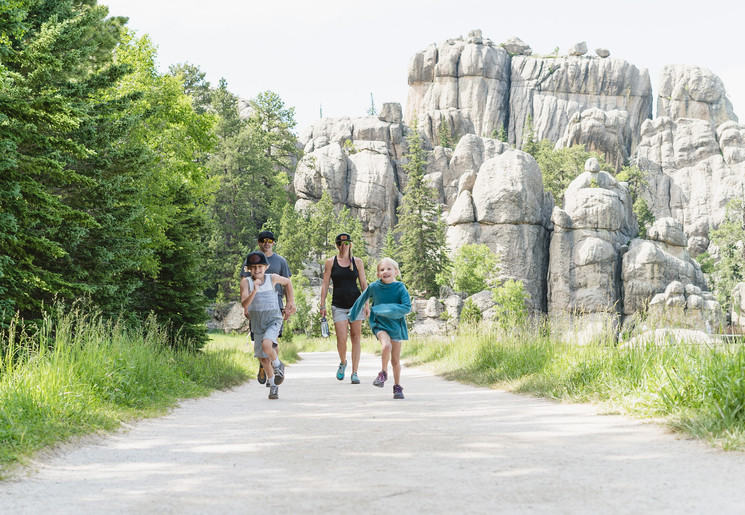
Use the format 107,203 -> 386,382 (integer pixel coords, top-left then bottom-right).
377,257 -> 401,279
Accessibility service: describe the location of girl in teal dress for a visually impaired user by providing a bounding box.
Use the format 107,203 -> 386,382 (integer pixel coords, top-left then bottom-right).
348,257 -> 411,399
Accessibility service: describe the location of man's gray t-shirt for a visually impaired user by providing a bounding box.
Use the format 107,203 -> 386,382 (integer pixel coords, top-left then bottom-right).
241,252 -> 291,309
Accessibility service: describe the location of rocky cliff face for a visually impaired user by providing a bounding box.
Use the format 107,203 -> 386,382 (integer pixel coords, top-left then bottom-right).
635,117 -> 745,255
292,30 -> 741,331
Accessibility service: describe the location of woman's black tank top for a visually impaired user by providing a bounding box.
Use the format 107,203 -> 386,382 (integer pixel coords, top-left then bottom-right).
331,256 -> 361,309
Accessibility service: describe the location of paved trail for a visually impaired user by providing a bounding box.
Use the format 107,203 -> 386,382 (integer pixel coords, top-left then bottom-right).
2,351 -> 745,514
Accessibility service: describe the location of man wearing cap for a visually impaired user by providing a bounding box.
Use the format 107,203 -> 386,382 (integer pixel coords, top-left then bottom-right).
241,230 -> 295,384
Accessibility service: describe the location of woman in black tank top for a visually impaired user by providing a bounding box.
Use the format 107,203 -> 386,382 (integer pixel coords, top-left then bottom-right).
320,233 -> 369,384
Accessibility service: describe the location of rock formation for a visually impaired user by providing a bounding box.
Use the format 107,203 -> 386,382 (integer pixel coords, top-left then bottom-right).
634,117 -> 745,255
286,30 -> 742,337
406,30 -> 511,146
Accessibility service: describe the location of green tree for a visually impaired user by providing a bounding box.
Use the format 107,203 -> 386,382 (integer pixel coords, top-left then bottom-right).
0,1 -> 131,324
105,30 -> 215,346
169,62 -> 212,114
709,199 -> 745,312
617,164 -> 654,239
437,116 -> 454,148
275,191 -> 368,279
206,85 -> 296,301
367,92 -> 376,115
523,136 -> 610,204
395,123 -> 450,296
449,244 -> 501,295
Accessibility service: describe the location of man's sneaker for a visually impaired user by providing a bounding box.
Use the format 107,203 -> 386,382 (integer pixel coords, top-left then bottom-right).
372,370 -> 387,388
350,372 -> 360,384
393,384 -> 404,399
273,361 -> 285,385
336,361 -> 347,381
257,364 -> 266,385
268,385 -> 279,399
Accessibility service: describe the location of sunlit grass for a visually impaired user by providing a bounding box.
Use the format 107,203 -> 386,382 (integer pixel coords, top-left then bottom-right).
0,310 -> 264,476
401,320 -> 745,450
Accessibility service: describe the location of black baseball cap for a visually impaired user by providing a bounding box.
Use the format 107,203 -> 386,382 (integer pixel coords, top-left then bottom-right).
246,251 -> 269,266
257,230 -> 275,242
335,233 -> 351,244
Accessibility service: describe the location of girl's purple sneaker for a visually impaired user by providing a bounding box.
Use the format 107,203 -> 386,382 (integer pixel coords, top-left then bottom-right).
372,370 -> 387,387
393,384 -> 404,399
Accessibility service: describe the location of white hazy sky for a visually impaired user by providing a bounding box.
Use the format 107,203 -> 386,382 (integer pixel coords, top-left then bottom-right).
101,0 -> 745,131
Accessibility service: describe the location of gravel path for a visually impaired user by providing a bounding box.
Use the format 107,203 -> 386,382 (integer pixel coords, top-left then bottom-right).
2,351 -> 745,514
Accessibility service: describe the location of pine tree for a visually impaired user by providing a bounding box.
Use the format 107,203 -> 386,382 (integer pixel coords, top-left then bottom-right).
395,123 -> 450,296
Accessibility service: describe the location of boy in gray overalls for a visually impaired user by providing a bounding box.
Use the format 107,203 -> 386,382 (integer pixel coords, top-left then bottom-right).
240,251 -> 295,399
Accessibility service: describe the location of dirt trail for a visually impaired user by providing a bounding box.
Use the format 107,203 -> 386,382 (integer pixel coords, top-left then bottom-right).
2,351 -> 745,514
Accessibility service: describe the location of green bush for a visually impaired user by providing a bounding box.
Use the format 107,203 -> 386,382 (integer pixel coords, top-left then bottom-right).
492,279 -> 530,329
450,244 -> 500,295
459,298 -> 482,325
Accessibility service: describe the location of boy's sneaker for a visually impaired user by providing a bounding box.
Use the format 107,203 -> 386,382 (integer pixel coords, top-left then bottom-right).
350,372 -> 360,384
257,364 -> 266,385
273,361 -> 285,385
336,361 -> 347,380
268,385 -> 279,399
393,384 -> 404,399
372,370 -> 387,388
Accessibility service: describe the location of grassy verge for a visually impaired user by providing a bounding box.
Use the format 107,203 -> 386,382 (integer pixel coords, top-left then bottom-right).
0,310 -> 300,477
402,322 -> 745,451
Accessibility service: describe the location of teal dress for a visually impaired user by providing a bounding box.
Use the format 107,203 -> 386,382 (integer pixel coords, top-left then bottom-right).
348,280 -> 411,341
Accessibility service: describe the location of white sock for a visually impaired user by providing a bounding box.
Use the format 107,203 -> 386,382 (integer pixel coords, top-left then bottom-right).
268,376 -> 276,386
272,358 -> 281,368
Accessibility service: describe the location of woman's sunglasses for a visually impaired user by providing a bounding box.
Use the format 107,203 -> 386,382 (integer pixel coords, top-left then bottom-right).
258,238 -> 274,243
337,241 -> 350,246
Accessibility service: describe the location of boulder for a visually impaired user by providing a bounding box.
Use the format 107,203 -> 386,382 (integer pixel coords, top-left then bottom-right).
622,218 -> 708,316
509,55 -> 652,153
548,161 -> 637,317
635,116 -> 745,245
657,65 -> 738,126
555,107 -> 631,172
406,32 -> 511,145
447,149 -> 551,312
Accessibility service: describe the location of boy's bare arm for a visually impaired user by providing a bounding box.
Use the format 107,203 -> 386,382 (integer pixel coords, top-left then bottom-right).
276,275 -> 296,317
240,277 -> 257,316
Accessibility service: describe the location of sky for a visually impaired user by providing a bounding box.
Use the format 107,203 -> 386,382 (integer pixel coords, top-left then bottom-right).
101,0 -> 745,131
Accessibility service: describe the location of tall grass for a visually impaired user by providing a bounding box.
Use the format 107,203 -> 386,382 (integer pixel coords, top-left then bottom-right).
402,320 -> 745,450
0,307 -> 275,476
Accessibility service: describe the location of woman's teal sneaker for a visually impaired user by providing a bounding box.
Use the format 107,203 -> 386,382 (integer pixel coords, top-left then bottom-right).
351,372 -> 360,384
336,361 -> 347,380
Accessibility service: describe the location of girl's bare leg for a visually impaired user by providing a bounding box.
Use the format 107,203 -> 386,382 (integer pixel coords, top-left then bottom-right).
390,339 -> 402,384
377,331 -> 392,374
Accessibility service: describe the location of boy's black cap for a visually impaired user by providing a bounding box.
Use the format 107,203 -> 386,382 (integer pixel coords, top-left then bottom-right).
246,251 -> 268,266
335,233 -> 351,244
257,230 -> 275,241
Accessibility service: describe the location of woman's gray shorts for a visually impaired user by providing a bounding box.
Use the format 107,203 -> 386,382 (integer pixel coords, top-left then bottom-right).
332,305 -> 364,323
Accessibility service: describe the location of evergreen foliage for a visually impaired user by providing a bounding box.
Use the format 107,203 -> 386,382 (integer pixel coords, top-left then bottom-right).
274,191 -> 368,279
437,116 -> 454,148
709,199 -> 745,312
395,123 -> 450,296
616,164 -> 654,238
205,84 -> 297,301
0,3 -> 215,347
521,117 -> 610,204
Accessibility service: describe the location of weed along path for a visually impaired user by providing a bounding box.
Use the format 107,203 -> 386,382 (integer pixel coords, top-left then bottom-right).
2,351 -> 745,514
